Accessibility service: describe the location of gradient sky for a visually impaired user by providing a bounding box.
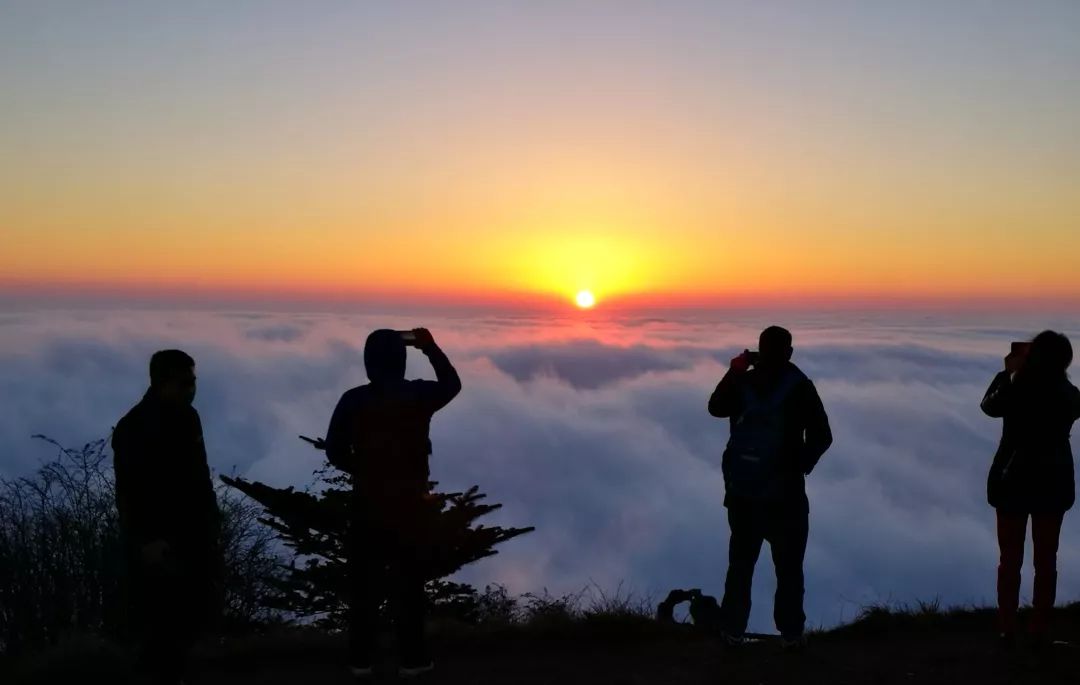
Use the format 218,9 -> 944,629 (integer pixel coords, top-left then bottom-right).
2,1 -> 1079,307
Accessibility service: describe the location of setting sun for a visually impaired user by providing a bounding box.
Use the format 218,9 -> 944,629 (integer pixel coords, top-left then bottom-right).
575,290 -> 596,309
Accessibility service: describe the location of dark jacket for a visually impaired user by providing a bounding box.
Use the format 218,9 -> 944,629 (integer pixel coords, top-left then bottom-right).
112,392 -> 221,558
708,361 -> 833,510
325,344 -> 461,498
981,371 -> 1080,514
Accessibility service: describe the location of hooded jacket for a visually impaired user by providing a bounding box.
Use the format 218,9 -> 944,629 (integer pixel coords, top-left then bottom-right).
325,332 -> 461,496
981,371 -> 1080,513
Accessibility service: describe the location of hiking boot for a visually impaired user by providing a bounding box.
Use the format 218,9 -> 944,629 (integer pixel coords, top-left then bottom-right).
399,659 -> 435,678
781,633 -> 808,651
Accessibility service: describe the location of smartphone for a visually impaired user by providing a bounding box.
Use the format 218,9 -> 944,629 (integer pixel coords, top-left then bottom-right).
1010,342 -> 1032,357
399,330 -> 417,345
745,351 -> 760,366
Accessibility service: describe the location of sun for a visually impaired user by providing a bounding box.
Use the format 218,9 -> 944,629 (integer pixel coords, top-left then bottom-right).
575,290 -> 596,309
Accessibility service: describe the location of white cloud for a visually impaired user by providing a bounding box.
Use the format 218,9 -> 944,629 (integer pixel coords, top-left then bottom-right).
0,308 -> 1077,632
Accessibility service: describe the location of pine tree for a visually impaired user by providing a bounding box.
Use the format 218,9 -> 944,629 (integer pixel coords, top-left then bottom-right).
220,436 -> 534,628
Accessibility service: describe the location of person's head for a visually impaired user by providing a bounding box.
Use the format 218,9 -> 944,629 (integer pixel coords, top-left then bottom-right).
1025,330 -> 1072,380
757,326 -> 794,371
364,329 -> 407,384
149,349 -> 197,405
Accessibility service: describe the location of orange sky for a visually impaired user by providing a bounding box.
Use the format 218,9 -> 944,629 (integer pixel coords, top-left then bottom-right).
2,4 -> 1079,310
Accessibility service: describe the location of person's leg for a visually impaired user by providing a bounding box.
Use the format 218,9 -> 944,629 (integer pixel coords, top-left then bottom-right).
1029,511 -> 1065,636
768,507 -> 809,639
135,565 -> 185,681
995,511 -> 1027,635
393,501 -> 432,669
348,523 -> 386,670
393,562 -> 430,667
719,504 -> 765,637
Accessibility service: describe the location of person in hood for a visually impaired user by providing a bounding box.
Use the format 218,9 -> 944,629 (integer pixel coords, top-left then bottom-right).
982,330 -> 1080,647
325,328 -> 461,679
112,349 -> 221,685
708,326 -> 832,649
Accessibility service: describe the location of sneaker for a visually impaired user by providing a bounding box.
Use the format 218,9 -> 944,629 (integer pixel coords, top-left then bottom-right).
350,664 -> 375,679
997,632 -> 1016,651
1028,632 -> 1049,652
398,660 -> 435,678
781,633 -> 808,651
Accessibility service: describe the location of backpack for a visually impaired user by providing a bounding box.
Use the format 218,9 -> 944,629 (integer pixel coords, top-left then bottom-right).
723,368 -> 803,500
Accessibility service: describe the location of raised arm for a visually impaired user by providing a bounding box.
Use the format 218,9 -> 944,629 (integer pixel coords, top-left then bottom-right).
798,380 -> 833,475
414,329 -> 462,412
980,371 -> 1013,418
708,352 -> 751,417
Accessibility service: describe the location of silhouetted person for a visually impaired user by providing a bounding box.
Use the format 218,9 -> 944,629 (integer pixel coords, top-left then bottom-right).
981,330 -> 1080,647
708,326 -> 832,648
325,328 -> 461,679
112,349 -> 221,684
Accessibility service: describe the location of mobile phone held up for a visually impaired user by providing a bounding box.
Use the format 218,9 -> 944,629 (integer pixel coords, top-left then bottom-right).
1011,341 -> 1032,357
399,330 -> 418,346
745,350 -> 760,366
1006,341 -> 1031,374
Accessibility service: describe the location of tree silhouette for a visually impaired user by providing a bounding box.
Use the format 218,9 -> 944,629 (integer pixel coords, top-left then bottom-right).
220,436 -> 534,628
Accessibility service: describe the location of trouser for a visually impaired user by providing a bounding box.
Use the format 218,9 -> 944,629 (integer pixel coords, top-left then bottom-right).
720,501 -> 809,638
129,551 -> 217,679
348,496 -> 433,666
996,510 -> 1065,635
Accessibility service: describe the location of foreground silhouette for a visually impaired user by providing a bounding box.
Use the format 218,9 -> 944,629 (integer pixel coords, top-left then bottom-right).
219,437 -> 534,627
112,350 -> 222,684
708,326 -> 833,648
982,330 -> 1080,647
324,328 -> 461,678
9,601 -> 1080,685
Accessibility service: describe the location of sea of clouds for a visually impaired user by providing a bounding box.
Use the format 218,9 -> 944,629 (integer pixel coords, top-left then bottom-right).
1,306 -> 1078,632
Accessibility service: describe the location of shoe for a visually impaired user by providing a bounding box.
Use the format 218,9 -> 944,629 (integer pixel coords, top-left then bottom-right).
1028,632 -> 1049,652
350,664 -> 375,679
997,632 -> 1016,651
399,660 -> 435,678
781,633 -> 808,651
719,631 -> 745,648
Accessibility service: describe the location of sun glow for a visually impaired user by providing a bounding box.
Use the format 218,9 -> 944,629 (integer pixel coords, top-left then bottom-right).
575,290 -> 596,309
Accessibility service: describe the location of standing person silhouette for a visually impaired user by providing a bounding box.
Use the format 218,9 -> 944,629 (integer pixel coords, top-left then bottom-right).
112,350 -> 222,685
325,328 -> 461,680
982,331 -> 1080,648
708,326 -> 832,649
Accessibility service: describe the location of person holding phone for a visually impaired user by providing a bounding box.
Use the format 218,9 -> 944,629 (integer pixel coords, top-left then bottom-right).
324,328 -> 461,679
982,331 -> 1080,647
707,326 -> 832,649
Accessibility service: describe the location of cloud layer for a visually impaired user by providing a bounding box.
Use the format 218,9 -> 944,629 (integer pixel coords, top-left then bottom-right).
1,307 -> 1078,632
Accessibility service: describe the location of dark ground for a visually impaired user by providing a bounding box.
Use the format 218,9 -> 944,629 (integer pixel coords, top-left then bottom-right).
6,606 -> 1080,684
